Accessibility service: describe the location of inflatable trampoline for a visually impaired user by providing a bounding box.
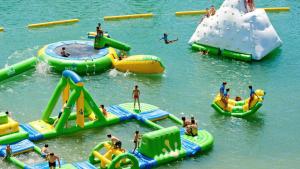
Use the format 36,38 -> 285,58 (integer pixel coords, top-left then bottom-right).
37,40 -> 117,74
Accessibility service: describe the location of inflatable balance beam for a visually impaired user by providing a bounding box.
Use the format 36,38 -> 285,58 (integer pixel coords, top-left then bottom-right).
27,19 -> 79,28
104,13 -> 153,21
175,7 -> 290,16
0,57 -> 37,82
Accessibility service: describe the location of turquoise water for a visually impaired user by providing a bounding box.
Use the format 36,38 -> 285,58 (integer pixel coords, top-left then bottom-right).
0,0 -> 300,168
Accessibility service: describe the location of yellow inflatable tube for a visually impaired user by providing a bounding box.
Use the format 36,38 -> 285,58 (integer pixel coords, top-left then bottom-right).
104,13 -> 153,20
175,7 -> 290,16
0,27 -> 4,32
28,19 -> 79,28
175,10 -> 206,16
110,54 -> 165,74
263,7 -> 290,12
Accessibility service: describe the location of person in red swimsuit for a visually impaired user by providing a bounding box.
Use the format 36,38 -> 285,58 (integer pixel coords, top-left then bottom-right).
132,85 -> 141,112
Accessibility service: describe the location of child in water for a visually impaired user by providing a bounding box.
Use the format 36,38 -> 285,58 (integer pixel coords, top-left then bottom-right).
132,85 -> 141,112
47,153 -> 61,169
160,33 -> 178,44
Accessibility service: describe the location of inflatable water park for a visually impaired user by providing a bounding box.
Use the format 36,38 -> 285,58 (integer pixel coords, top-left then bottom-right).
0,0 -> 294,168
0,70 -> 213,169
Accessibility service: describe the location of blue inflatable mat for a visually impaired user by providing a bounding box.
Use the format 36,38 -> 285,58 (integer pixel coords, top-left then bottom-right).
25,160 -> 65,169
181,138 -> 201,156
139,109 -> 169,121
131,151 -> 157,169
20,124 -> 44,141
107,105 -> 134,121
73,161 -> 97,169
0,139 -> 34,157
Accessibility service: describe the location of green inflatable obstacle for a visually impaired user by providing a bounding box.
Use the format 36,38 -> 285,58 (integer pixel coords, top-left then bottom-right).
0,57 -> 37,82
138,126 -> 186,165
191,43 -> 252,61
94,35 -> 131,51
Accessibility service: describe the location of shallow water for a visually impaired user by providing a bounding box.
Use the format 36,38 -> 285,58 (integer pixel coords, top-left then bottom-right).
0,0 -> 300,168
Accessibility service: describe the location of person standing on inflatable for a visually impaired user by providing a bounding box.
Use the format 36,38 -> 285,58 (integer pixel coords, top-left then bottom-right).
132,85 -> 141,112
245,0 -> 255,12
248,85 -> 257,109
220,82 -> 227,97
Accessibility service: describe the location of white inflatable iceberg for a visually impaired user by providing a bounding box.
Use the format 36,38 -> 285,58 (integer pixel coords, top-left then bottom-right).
189,0 -> 282,60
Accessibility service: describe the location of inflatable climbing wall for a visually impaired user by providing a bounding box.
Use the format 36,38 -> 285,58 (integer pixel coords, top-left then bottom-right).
189,0 -> 282,60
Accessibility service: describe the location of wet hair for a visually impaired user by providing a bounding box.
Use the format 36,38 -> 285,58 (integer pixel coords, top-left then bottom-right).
226,88 -> 230,92
62,47 -> 65,50
249,85 -> 253,89
100,104 -> 104,108
107,134 -> 112,138
191,116 -> 195,120
135,131 -> 139,134
50,153 -> 54,156
5,111 -> 9,115
181,117 -> 186,121
191,119 -> 195,124
45,144 -> 48,147
223,82 -> 227,85
135,85 -> 138,88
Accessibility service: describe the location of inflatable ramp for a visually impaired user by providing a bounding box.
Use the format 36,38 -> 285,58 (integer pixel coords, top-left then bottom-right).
107,105 -> 134,121
20,124 -> 44,141
131,151 -> 157,169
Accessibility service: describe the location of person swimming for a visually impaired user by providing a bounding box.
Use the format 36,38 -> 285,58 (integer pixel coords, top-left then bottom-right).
160,33 -> 178,44
60,47 -> 70,57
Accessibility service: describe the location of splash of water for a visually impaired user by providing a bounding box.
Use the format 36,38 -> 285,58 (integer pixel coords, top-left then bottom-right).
36,62 -> 51,75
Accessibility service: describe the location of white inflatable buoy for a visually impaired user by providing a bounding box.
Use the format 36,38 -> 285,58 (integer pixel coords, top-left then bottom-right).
189,0 -> 282,60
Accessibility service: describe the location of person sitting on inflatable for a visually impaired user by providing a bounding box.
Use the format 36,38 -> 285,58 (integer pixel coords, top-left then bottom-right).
245,0 -> 255,12
41,144 -> 50,158
107,134 -> 122,149
209,5 -> 216,16
60,47 -> 70,57
248,85 -> 257,108
181,116 -> 191,127
185,119 -> 198,137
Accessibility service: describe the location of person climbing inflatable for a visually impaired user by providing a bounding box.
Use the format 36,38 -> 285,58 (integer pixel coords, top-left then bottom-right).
245,0 -> 255,12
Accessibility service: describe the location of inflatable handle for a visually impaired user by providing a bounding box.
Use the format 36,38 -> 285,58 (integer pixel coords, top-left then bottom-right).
62,70 -> 83,84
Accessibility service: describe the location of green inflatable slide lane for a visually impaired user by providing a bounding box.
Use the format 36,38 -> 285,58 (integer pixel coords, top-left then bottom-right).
138,126 -> 186,165
222,49 -> 252,62
0,57 -> 37,82
191,43 -> 220,55
94,36 -> 131,51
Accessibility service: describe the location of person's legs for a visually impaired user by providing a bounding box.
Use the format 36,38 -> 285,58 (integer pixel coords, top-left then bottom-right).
137,98 -> 140,111
134,98 -> 136,109
248,96 -> 253,109
133,141 -> 137,152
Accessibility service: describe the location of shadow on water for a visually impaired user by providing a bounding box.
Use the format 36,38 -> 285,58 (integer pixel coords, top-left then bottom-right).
210,111 -> 265,130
